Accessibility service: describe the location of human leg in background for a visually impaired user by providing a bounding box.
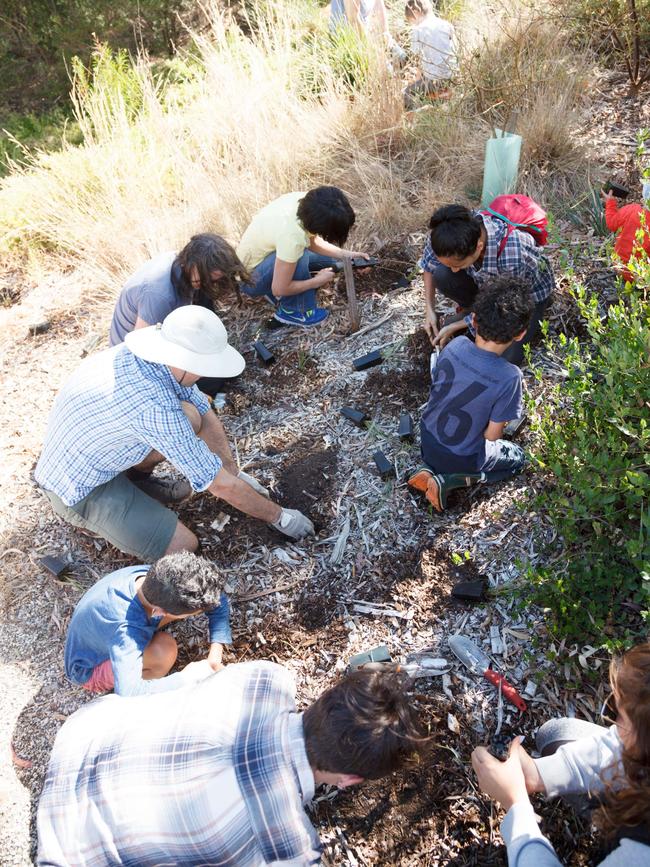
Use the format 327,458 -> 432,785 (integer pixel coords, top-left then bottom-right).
239,251 -> 278,304
433,264 -> 479,309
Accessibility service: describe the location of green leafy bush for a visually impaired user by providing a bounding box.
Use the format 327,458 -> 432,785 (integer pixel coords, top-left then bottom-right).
528,277 -> 650,646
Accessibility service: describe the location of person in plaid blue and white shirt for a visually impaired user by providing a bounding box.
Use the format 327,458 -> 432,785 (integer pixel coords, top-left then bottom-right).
421,204 -> 555,366
34,306 -> 314,561
37,662 -> 424,866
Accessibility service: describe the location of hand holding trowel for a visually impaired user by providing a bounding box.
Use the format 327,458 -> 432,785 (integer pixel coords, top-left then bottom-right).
448,635 -> 527,713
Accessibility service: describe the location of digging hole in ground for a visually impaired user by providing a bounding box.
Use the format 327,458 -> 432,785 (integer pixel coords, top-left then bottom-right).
178,437 -> 339,566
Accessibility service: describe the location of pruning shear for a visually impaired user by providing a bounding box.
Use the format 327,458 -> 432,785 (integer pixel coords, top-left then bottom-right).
448,634 -> 527,713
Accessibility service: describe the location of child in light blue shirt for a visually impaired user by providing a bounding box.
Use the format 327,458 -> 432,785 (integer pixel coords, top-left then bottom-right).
65,551 -> 232,696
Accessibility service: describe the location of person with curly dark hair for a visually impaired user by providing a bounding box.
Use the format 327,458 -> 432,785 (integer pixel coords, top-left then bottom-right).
408,274 -> 533,511
471,642 -> 650,866
237,186 -> 368,327
64,551 -> 232,696
37,663 -> 426,865
420,203 -> 554,365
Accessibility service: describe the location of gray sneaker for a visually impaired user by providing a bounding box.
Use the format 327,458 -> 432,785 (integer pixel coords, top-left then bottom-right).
132,476 -> 192,504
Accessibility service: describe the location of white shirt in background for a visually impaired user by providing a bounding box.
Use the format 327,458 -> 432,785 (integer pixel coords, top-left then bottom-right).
410,12 -> 456,81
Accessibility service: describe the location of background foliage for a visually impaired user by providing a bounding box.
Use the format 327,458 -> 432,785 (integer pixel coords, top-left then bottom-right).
529,272 -> 650,647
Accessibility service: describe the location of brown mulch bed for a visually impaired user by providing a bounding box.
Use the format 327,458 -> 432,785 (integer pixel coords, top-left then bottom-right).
2,70 -> 647,867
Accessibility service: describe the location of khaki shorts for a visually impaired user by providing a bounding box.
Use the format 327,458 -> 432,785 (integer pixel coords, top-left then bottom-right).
42,473 -> 178,561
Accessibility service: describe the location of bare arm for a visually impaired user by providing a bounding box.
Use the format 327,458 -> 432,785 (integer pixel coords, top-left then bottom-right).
343,0 -> 364,31
197,408 -> 238,474
134,315 -> 152,330
309,235 -> 368,259
423,270 -> 439,343
271,257 -> 335,298
484,420 -> 506,441
208,467 -> 282,523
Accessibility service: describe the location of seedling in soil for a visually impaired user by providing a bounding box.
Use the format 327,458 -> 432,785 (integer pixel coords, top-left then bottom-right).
253,340 -> 275,365
398,412 -> 414,441
373,450 -> 395,480
340,406 -> 367,427
353,349 -> 383,371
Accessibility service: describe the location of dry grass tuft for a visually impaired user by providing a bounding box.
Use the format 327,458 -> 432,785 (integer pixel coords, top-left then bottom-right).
0,0 -> 595,324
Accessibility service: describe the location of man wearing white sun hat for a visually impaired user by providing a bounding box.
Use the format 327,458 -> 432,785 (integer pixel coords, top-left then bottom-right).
35,306 -> 314,559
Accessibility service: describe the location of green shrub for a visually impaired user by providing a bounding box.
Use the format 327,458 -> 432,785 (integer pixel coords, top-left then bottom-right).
528,276 -> 650,647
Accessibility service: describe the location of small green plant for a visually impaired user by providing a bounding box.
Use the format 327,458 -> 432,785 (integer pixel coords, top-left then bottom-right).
451,550 -> 471,566
527,276 -> 650,646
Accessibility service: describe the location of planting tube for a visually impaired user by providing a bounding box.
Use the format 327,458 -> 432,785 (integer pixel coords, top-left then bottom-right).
480,128 -> 522,206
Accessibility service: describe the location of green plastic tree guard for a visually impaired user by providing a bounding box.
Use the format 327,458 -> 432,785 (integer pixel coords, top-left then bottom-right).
480,128 -> 522,205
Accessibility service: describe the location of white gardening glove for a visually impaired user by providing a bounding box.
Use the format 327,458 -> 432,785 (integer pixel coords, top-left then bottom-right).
238,469 -> 270,498
271,508 -> 315,540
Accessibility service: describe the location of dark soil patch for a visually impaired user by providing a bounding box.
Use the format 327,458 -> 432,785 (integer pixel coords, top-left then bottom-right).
294,542 -> 478,632
177,437 -> 339,566
360,365 -> 429,413
405,327 -> 434,376
276,439 -> 339,531
233,344 -> 329,409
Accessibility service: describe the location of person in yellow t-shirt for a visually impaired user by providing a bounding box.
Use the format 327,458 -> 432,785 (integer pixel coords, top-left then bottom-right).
237,187 -> 367,327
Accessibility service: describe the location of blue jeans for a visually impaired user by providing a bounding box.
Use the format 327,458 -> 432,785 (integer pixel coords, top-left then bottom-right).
481,438 -> 526,482
240,250 -> 336,313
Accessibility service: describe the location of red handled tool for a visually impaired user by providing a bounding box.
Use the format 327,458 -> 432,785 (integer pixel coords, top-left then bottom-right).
448,634 -> 527,713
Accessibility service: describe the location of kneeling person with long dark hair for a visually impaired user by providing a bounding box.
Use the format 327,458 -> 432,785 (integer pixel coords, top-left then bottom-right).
472,642 -> 650,866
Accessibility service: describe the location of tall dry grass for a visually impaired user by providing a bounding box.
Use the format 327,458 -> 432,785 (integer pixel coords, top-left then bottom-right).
0,0 -> 594,323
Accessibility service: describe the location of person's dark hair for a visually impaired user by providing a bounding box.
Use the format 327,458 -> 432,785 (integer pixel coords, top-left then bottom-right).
142,551 -> 225,615
472,275 -> 533,344
405,0 -> 433,20
172,233 -> 251,306
296,186 -> 355,246
429,204 -> 483,258
303,668 -> 426,779
596,643 -> 650,836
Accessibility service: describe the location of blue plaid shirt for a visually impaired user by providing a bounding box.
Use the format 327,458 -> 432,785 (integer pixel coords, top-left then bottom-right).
37,662 -> 321,867
34,344 -> 221,505
420,211 -> 555,306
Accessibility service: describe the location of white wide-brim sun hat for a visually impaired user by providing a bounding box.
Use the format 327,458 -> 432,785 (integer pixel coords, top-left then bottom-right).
125,305 -> 246,378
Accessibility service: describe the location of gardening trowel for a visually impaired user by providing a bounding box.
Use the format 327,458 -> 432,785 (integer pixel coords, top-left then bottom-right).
448,635 -> 527,713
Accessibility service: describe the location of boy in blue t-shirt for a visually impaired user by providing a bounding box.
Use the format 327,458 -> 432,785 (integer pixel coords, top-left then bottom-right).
408,274 -> 533,511
65,551 -> 232,696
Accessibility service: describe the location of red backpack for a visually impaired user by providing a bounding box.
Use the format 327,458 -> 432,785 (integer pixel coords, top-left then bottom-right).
481,194 -> 549,254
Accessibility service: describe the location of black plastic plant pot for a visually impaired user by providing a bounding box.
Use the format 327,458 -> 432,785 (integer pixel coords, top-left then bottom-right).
398,412 -> 414,441
451,580 -> 485,603
373,450 -> 395,479
353,349 -> 383,371
253,340 -> 275,365
350,256 -> 379,268
603,181 -> 630,199
341,406 -> 367,427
